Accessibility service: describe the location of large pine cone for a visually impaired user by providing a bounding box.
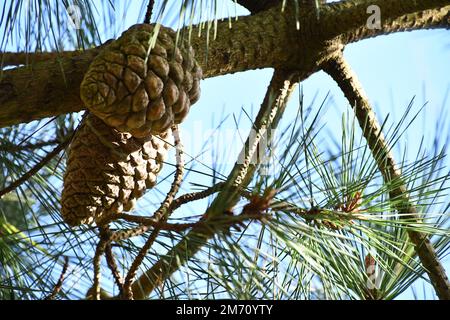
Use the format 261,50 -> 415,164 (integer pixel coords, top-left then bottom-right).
80,24 -> 202,138
61,114 -> 170,226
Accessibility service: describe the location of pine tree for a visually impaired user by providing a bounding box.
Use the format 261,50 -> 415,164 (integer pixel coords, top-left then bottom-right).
0,0 -> 449,300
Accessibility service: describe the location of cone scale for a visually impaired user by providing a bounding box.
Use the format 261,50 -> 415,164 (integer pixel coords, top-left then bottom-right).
61,114 -> 170,226
80,24 -> 202,138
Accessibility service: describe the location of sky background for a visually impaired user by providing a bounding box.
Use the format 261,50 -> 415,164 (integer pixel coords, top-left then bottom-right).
1,0 -> 449,299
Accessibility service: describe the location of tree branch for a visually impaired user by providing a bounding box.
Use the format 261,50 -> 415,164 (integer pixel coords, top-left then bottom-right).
0,48 -> 100,128
0,139 -> 60,152
104,243 -> 124,293
322,0 -> 450,44
0,138 -> 71,198
118,215 -> 197,231
44,256 -> 69,300
1,51 -> 83,67
237,0 -> 325,13
91,235 -> 107,300
322,51 -> 450,300
1,1 -> 449,129
341,5 -> 450,45
169,182 -> 226,212
129,68 -> 300,299
143,0 -> 155,24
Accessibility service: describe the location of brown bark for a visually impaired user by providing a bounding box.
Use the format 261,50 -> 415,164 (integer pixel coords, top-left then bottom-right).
0,48 -> 100,127
0,5 -> 299,128
1,0 -> 448,129
320,0 -> 450,42
339,5 -> 450,45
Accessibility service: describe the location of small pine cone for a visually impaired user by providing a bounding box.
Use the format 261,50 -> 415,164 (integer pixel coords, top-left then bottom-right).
61,114 -> 170,226
80,24 -> 202,138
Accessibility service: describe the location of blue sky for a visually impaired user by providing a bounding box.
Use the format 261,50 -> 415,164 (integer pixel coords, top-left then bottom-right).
1,0 -> 449,299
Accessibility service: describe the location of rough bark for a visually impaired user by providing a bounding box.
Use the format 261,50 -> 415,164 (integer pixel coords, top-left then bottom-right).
1,50 -> 83,68
320,0 -> 450,42
339,5 -> 450,45
0,48 -> 100,127
1,0 -> 449,128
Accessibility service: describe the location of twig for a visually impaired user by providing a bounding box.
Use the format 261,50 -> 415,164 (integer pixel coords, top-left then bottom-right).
0,139 -> 60,152
119,214 -> 196,231
153,126 -> 185,221
143,0 -> 155,24
169,182 -> 226,212
117,181 -> 249,228
0,138 -> 71,198
44,256 -> 69,300
102,224 -> 124,294
100,220 -> 193,250
109,182 -> 247,243
122,125 -> 185,299
105,243 -> 123,292
111,183 -> 256,239
87,225 -> 115,300
90,233 -> 107,300
109,225 -> 150,243
322,50 -> 450,300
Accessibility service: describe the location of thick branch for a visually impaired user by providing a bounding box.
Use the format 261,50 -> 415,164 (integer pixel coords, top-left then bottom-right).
130,69 -> 300,299
322,0 -> 450,44
0,138 -> 71,198
1,51 -> 82,67
0,48 -> 100,128
1,0 -> 449,129
0,5 -> 299,128
44,256 -> 69,300
322,52 -> 450,300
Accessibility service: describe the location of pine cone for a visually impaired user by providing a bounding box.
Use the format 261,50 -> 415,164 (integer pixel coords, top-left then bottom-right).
80,24 -> 202,138
61,114 -> 170,226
